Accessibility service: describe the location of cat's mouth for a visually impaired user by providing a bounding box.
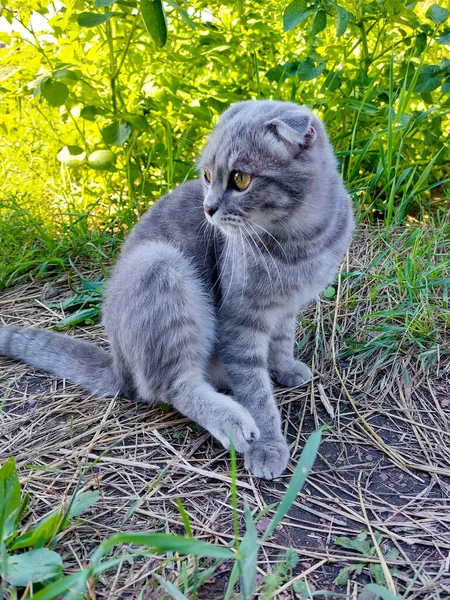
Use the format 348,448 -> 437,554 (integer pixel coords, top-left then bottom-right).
217,222 -> 241,236
206,214 -> 243,236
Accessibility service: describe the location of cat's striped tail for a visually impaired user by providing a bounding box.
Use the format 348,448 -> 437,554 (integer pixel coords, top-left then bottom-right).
0,326 -> 121,397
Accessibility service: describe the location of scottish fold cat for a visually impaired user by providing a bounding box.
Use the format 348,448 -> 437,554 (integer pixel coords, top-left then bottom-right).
0,100 -> 354,479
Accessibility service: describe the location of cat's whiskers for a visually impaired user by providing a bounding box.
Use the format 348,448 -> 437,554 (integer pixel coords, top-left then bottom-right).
242,222 -> 275,295
250,222 -> 288,260
197,218 -> 214,270
276,219 -> 297,237
218,235 -> 237,311
246,222 -> 284,294
238,227 -> 248,307
212,227 -> 229,293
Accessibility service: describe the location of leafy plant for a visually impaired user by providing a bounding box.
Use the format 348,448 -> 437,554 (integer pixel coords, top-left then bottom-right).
0,458 -> 99,592
0,429 -> 324,598
46,277 -> 104,328
333,531 -> 400,587
261,547 -> 300,598
0,0 -> 448,296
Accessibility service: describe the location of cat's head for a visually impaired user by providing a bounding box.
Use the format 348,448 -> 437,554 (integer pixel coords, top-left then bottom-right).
197,100 -> 337,237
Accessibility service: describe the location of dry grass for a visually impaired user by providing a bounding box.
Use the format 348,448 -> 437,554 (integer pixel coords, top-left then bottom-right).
1,227 -> 449,599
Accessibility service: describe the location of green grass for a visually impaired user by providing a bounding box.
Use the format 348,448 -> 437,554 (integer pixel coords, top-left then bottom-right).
342,218 -> 450,372
0,430 -> 409,599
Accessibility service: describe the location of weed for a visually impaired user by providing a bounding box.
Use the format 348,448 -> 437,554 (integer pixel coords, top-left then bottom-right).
333,531 -> 401,587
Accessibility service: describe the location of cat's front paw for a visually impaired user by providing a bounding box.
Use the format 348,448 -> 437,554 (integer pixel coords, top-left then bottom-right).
271,360 -> 312,388
212,403 -> 260,453
244,437 -> 290,480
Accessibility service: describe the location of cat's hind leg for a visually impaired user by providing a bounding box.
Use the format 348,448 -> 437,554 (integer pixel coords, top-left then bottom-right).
269,309 -> 312,388
104,242 -> 259,452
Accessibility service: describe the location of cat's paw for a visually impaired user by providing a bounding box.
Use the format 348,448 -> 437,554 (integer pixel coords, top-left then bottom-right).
244,437 -> 290,480
212,404 -> 260,453
271,360 -> 312,388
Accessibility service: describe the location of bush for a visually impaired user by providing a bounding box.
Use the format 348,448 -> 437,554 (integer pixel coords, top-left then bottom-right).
0,0 -> 448,284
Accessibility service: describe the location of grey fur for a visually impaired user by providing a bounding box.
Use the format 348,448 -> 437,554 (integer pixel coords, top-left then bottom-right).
0,100 -> 354,479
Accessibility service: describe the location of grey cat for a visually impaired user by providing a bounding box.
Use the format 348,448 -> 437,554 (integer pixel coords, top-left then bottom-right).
0,100 -> 354,479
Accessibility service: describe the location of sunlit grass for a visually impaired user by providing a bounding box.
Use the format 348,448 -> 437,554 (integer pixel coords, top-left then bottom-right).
342,219 -> 450,372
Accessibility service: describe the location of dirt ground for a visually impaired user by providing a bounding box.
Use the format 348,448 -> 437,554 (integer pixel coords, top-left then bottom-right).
1,232 -> 449,599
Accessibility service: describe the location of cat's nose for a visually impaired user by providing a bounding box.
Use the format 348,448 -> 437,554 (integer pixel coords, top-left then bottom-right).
204,206 -> 217,217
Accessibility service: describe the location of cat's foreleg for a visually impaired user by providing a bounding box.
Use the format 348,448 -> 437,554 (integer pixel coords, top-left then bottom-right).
105,242 -> 259,453
220,313 -> 289,479
269,310 -> 312,387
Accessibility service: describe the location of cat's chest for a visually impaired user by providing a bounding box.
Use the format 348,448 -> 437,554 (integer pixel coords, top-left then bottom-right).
218,248 -> 336,309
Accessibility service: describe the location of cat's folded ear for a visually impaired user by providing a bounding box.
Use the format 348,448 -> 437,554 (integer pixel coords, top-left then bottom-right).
265,113 -> 316,148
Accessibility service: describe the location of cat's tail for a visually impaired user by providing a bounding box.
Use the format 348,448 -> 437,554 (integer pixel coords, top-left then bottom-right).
0,326 -> 121,397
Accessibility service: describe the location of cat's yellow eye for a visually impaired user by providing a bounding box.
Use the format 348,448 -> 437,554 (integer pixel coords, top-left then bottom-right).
203,169 -> 211,183
232,170 -> 252,191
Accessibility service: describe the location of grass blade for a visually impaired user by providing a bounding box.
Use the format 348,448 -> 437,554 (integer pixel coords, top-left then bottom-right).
176,499 -> 192,538
239,501 -> 259,599
28,572 -> 89,600
224,559 -> 242,600
262,428 -> 323,542
362,583 -> 403,600
95,532 -> 235,563
153,573 -> 190,600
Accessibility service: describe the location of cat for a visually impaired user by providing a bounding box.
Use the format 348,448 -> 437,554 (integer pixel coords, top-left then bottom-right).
0,100 -> 354,479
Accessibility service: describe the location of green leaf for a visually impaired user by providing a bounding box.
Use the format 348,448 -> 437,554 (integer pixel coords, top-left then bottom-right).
13,492 -> 30,529
88,149 -> 117,171
28,572 -> 89,600
285,547 -> 299,570
77,12 -> 115,27
262,428 -> 323,541
441,78 -> 450,92
266,61 -> 298,83
414,77 -> 441,92
335,5 -> 349,37
97,532 -> 235,561
370,562 -> 387,585
293,580 -> 316,598
68,490 -> 100,518
296,58 -> 325,81
102,121 -> 132,146
383,0 -> 404,17
0,457 -> 21,541
95,0 -> 116,5
54,308 -> 100,328
437,31 -> 450,44
361,584 -> 403,600
283,0 -> 312,31
80,105 -> 107,121
11,490 -> 98,550
56,145 -> 86,166
11,511 -> 64,550
40,79 -> 68,107
124,113 -> 150,132
334,531 -> 372,555
154,574 -> 190,599
224,560 -> 242,600
426,4 -> 449,25
414,32 -> 427,56
239,502 -> 258,599
333,563 -> 365,585
176,498 -> 193,537
81,278 -> 104,293
53,68 -> 79,82
141,0 -> 167,47
6,548 -> 63,586
311,10 -> 327,35
323,285 -> 336,298
166,0 -> 195,29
